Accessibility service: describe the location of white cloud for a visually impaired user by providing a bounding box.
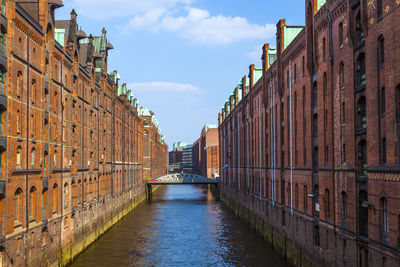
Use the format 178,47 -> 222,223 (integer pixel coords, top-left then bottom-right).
247,45 -> 263,61
126,7 -> 275,45
65,0 -> 192,19
129,82 -> 203,94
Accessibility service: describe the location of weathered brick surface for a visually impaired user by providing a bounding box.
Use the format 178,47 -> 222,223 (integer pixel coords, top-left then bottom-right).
0,1 -> 168,266
219,0 -> 400,266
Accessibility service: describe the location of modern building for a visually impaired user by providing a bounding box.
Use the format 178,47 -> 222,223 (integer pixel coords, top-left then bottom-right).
0,1 -> 168,266
218,0 -> 400,266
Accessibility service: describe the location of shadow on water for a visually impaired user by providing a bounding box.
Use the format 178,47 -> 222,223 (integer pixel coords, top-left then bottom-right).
69,185 -> 287,267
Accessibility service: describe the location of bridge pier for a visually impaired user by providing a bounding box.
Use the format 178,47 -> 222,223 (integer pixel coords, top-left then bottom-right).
147,184 -> 152,202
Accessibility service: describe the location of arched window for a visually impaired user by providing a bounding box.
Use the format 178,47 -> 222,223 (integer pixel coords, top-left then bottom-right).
380,197 -> 388,240
302,56 -> 305,77
14,188 -> 23,225
356,96 -> 367,130
377,0 -> 383,19
30,148 -> 35,168
17,71 -> 22,97
16,146 -> 21,169
356,53 -> 366,87
53,183 -> 58,214
339,22 -> 344,47
29,186 -> 36,221
378,36 -> 384,67
358,140 -> 367,176
71,180 -> 76,207
342,191 -> 347,226
325,189 -> 330,221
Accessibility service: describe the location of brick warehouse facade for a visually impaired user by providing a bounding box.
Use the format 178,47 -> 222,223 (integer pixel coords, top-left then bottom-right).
0,0 -> 168,266
218,0 -> 400,266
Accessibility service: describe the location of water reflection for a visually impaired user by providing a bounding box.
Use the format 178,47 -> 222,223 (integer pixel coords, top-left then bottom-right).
70,185 -> 286,267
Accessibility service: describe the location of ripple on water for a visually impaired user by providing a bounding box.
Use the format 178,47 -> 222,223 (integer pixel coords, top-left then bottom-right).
69,185 -> 287,267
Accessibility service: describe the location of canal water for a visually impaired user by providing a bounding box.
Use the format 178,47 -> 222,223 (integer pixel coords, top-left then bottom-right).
70,185 -> 287,267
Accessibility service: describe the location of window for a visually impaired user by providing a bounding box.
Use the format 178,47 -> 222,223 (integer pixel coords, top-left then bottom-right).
53,150 -> 57,168
356,53 -> 366,87
313,114 -> 318,137
302,56 -> 305,77
343,143 -> 346,164
377,0 -> 383,19
380,197 -> 388,240
358,190 -> 368,237
30,148 -> 35,168
29,186 -> 36,221
378,37 -> 384,67
339,22 -> 344,47
381,138 -> 387,165
339,62 -> 344,89
17,71 -> 22,97
342,191 -> 347,226
31,80 -> 36,104
380,87 -> 385,116
64,183 -> 68,208
323,37 -> 326,61
341,102 -> 345,124
14,188 -> 23,225
16,109 -> 20,134
358,140 -> 367,176
356,96 -> 367,130
304,185 -> 308,213
312,82 -> 317,108
16,146 -> 21,169
53,184 -> 58,214
355,12 -> 364,44
325,189 -> 330,221
314,225 -> 320,247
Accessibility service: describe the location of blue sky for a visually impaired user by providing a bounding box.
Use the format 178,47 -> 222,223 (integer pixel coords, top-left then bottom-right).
57,0 -> 305,149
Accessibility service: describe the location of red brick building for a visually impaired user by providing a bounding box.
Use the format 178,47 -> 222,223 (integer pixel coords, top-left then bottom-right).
0,1 -> 168,265
219,0 -> 400,266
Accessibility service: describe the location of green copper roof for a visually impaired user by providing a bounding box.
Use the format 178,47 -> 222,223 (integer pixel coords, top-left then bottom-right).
284,26 -> 304,50
55,29 -> 65,47
317,0 -> 326,12
268,48 -> 277,68
254,68 -> 262,84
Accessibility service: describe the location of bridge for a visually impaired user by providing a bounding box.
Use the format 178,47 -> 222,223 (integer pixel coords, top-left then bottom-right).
146,173 -> 219,201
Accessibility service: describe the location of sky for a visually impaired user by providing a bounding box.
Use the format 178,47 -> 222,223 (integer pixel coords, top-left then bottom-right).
56,0 -> 305,149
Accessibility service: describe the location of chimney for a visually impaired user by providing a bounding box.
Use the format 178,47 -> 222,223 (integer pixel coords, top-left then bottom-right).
249,64 -> 255,89
262,43 -> 270,72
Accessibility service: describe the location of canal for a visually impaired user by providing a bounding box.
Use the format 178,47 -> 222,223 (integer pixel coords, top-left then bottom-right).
70,185 -> 287,267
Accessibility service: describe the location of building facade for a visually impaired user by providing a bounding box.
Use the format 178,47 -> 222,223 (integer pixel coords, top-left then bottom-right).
218,0 -> 400,266
0,1 -> 167,266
